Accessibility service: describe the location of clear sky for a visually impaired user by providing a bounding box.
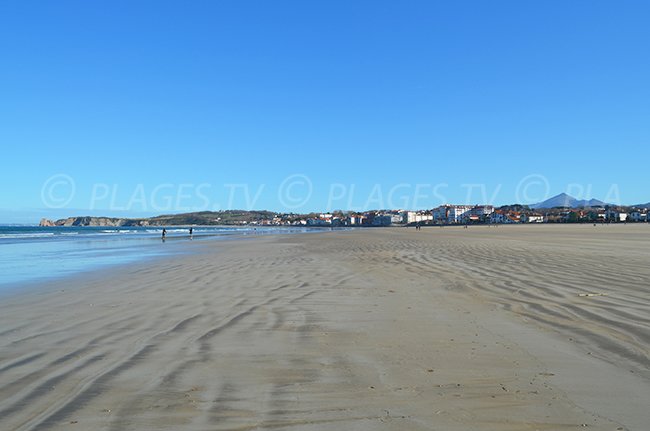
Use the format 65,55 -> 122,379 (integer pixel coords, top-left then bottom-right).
1,1 -> 649,222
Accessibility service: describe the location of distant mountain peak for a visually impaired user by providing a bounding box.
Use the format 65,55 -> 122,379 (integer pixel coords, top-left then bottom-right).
531,193 -> 608,209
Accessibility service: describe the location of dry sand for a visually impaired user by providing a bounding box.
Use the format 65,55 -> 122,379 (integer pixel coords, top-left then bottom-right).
0,224 -> 649,430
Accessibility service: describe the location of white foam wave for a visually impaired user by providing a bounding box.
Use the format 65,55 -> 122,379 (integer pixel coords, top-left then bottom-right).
0,233 -> 56,239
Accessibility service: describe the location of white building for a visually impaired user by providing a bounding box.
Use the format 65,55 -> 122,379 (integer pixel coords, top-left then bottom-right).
433,205 -> 470,223
490,211 -> 518,224
522,213 -> 545,223
467,205 -> 495,222
433,205 -> 493,223
406,211 -> 433,224
346,215 -> 365,225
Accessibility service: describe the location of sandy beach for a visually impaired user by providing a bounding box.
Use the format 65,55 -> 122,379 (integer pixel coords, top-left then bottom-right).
1,224 -> 648,431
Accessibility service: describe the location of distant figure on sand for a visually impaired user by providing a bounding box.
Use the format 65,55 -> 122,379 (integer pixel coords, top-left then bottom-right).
162,228 -> 166,241
189,227 -> 193,239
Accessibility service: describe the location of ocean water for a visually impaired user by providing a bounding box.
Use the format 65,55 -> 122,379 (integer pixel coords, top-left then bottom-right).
0,225 -> 317,290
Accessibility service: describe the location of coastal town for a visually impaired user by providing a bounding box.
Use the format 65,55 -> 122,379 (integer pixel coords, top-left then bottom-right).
270,203 -> 650,227
40,200 -> 650,228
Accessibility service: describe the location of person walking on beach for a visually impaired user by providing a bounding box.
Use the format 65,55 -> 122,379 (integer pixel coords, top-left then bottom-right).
189,227 -> 193,239
162,228 -> 167,241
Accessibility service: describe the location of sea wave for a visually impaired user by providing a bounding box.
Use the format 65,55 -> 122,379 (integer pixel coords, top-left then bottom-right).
0,232 -> 56,239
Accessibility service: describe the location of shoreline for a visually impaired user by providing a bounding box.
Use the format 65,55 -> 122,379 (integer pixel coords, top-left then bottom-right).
1,225 -> 648,430
0,226 -> 343,293
0,228 -> 348,301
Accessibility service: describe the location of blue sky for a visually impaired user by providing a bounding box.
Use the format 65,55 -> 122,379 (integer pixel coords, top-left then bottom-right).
1,1 -> 649,222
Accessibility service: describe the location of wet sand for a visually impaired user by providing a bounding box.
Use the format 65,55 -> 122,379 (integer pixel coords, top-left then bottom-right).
0,224 -> 648,430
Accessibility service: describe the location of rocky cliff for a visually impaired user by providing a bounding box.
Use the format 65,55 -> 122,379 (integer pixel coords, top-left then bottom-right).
38,211 -> 276,227
39,218 -> 57,227
39,216 -> 147,227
